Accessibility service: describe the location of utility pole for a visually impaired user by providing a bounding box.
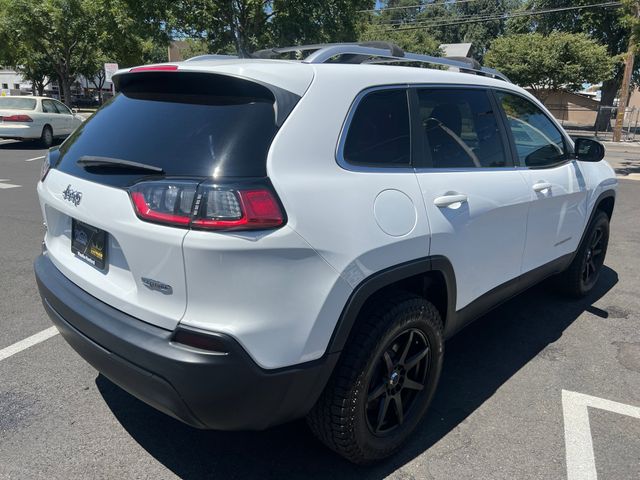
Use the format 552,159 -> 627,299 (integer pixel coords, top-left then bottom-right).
613,2 -> 639,142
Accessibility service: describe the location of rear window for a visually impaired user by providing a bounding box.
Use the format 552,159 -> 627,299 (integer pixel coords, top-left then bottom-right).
0,98 -> 36,110
55,72 -> 287,187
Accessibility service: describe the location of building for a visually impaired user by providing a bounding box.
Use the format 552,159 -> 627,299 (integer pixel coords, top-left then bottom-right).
0,67 -> 113,101
0,67 -> 31,95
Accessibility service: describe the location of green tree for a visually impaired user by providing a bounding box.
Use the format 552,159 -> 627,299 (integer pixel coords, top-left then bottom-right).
2,0 -> 103,105
0,0 -> 168,105
508,0 -> 638,129
124,0 -> 375,56
364,0 -> 520,61
485,32 -> 618,101
359,23 -> 441,55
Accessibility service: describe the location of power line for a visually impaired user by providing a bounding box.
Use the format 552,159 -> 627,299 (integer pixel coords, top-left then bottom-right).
379,1 -> 622,31
358,0 -> 483,14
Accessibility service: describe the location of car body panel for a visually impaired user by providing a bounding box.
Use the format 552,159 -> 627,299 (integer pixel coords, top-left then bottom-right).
37,61 -> 618,370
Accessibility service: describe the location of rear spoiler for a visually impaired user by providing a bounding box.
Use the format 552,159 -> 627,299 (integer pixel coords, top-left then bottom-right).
111,66 -> 301,127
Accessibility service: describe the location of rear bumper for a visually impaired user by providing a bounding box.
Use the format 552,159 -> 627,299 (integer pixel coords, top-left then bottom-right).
34,254 -> 338,430
0,124 -> 38,139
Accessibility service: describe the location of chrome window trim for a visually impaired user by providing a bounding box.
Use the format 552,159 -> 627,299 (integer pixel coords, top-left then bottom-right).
336,82 -> 575,173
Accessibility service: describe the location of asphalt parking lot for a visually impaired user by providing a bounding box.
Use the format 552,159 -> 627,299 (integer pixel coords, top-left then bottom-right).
0,138 -> 639,479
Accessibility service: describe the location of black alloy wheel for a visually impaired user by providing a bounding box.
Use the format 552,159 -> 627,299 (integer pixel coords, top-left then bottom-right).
365,328 -> 431,435
558,210 -> 610,297
582,225 -> 606,289
307,293 -> 444,464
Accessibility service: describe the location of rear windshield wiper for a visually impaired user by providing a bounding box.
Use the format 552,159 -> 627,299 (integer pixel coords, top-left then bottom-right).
77,155 -> 164,173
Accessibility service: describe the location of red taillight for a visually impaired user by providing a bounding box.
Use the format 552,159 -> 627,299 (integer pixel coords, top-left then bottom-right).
192,189 -> 284,230
2,114 -> 33,122
131,191 -> 191,226
129,180 -> 197,227
129,180 -> 285,231
130,65 -> 179,72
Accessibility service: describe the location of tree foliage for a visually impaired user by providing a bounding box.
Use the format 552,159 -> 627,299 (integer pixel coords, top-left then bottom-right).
485,32 -> 618,100
0,0 -> 167,104
508,0 -> 638,128
362,0 -> 520,60
124,0 -> 375,57
359,22 -> 441,55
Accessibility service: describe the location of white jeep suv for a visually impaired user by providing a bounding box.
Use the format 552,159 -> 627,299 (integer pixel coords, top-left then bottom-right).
34,43 -> 617,464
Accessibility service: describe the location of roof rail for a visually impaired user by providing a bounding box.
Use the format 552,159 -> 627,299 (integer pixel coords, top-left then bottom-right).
252,41 -> 510,82
184,42 -> 510,82
184,54 -> 238,62
252,41 -> 404,59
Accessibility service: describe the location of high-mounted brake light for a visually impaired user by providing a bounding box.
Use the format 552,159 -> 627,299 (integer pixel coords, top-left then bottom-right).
129,65 -> 179,72
2,114 -> 33,122
128,180 -> 285,231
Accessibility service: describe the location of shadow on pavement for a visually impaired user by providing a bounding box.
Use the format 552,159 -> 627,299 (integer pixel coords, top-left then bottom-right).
96,267 -> 618,479
614,158 -> 640,176
0,139 -> 60,151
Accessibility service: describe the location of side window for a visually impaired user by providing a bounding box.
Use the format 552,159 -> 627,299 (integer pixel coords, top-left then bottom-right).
343,89 -> 410,167
42,100 -> 58,113
53,100 -> 71,114
417,88 -> 508,169
495,91 -> 567,167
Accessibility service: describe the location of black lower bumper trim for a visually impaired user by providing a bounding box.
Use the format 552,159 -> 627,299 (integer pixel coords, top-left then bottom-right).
35,254 -> 338,430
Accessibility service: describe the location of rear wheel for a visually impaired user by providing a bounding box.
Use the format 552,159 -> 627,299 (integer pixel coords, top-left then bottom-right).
40,125 -> 53,148
307,293 -> 444,464
559,210 -> 610,297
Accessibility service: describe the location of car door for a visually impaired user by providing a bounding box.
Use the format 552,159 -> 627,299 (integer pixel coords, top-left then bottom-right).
411,87 -> 531,314
41,99 -> 64,135
52,99 -> 76,134
494,90 -> 588,274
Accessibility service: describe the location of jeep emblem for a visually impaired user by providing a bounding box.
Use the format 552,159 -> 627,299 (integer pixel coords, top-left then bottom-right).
62,185 -> 82,206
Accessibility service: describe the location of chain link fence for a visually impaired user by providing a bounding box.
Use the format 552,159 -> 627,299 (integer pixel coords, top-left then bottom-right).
548,104 -> 640,141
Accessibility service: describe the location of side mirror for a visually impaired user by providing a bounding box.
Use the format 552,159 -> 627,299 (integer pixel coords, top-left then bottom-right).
575,137 -> 605,162
72,108 -> 78,114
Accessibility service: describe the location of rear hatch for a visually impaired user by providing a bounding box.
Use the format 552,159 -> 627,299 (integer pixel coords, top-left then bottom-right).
38,68 -> 304,330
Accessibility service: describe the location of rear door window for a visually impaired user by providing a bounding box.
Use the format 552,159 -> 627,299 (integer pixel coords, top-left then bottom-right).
342,89 -> 411,167
415,88 -> 509,169
54,72 -> 288,187
42,99 -> 58,113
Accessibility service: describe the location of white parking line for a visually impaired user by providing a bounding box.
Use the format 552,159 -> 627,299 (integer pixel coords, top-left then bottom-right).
0,327 -> 59,362
562,389 -> 640,480
0,179 -> 21,189
25,155 -> 45,162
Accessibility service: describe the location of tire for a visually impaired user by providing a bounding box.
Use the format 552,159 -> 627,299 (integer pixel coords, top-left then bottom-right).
559,210 -> 610,298
307,292 -> 444,464
40,125 -> 53,148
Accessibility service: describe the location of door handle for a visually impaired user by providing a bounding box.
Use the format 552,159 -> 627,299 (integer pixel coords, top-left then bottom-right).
434,193 -> 468,208
533,181 -> 552,193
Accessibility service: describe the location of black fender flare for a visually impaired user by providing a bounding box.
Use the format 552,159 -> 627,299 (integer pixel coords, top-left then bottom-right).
326,255 -> 457,354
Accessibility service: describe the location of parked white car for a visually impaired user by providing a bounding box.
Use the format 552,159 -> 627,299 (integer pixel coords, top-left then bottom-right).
0,96 -> 83,147
34,42 -> 617,464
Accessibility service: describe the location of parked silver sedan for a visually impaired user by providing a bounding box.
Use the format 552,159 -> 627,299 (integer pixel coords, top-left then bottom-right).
0,96 -> 83,147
